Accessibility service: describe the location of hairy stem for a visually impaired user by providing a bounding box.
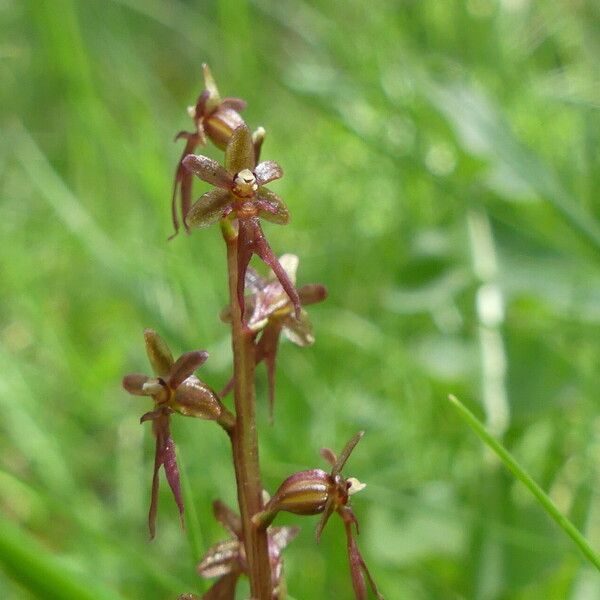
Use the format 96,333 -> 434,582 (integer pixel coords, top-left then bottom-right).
224,224 -> 273,599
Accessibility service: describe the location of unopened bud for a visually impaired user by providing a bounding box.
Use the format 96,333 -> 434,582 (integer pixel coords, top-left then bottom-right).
204,108 -> 246,150
253,469 -> 332,528
172,376 -> 224,420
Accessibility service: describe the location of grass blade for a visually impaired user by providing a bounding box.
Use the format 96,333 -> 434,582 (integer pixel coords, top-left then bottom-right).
0,514 -> 125,600
447,394 -> 600,572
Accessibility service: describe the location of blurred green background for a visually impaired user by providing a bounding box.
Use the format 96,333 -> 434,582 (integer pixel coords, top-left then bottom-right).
1,0 -> 600,598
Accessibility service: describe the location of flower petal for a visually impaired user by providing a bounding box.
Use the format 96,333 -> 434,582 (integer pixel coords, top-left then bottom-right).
225,124 -> 255,174
148,417 -> 164,539
269,526 -> 300,552
298,283 -> 328,306
186,188 -> 232,229
319,447 -> 337,468
183,154 -> 232,189
197,539 -> 241,578
202,63 -> 222,112
200,573 -> 241,600
171,134 -> 199,238
315,495 -> 335,543
332,431 -> 364,477
213,500 -> 242,539
267,253 -> 298,285
220,97 -> 247,112
173,377 -> 223,420
144,329 -> 174,377
281,310 -> 315,347
254,160 -> 283,186
236,218 -> 259,320
255,322 -> 282,422
255,188 -> 289,225
122,373 -> 151,396
252,127 -> 266,163
205,109 -> 245,150
250,223 -> 301,319
169,350 -> 209,389
342,508 -> 384,600
161,426 -> 184,530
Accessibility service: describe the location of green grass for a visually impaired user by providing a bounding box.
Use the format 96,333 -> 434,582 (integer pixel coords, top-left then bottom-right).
1,0 -> 600,598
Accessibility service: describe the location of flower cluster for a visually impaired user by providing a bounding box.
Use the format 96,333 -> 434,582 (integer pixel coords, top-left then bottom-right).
122,66 -> 383,599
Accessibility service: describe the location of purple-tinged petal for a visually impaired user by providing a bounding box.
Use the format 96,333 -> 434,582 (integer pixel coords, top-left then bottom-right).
244,266 -> 265,294
255,323 -> 282,423
145,413 -> 184,538
170,134 -> 200,238
173,377 -> 223,420
320,447 -> 338,468
160,424 -> 184,530
183,155 -> 232,189
201,573 -> 241,600
255,188 -> 289,225
140,408 -> 162,424
236,219 -> 256,320
298,283 -> 328,306
267,254 -> 298,284
144,329 -> 174,378
342,508 -> 384,600
269,526 -> 300,552
192,89 -> 210,121
315,495 -> 336,543
122,373 -> 151,396
252,229 -> 301,319
269,526 -> 300,597
225,125 -> 255,174
197,539 -> 241,578
168,350 -> 209,389
218,376 -> 235,399
281,310 -> 315,347
213,500 -> 243,538
248,281 -> 288,327
186,188 -> 233,229
332,431 -> 365,477
148,423 -> 162,540
254,161 -> 283,186
219,97 -> 247,112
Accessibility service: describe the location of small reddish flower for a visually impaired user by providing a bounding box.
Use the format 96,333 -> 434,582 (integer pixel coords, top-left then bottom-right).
122,329 -> 232,538
183,124 -> 301,320
195,500 -> 298,600
253,432 -> 384,600
171,64 -> 247,237
220,254 -> 327,420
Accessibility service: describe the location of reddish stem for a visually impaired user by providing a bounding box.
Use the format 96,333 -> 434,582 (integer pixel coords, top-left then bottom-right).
223,223 -> 273,599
